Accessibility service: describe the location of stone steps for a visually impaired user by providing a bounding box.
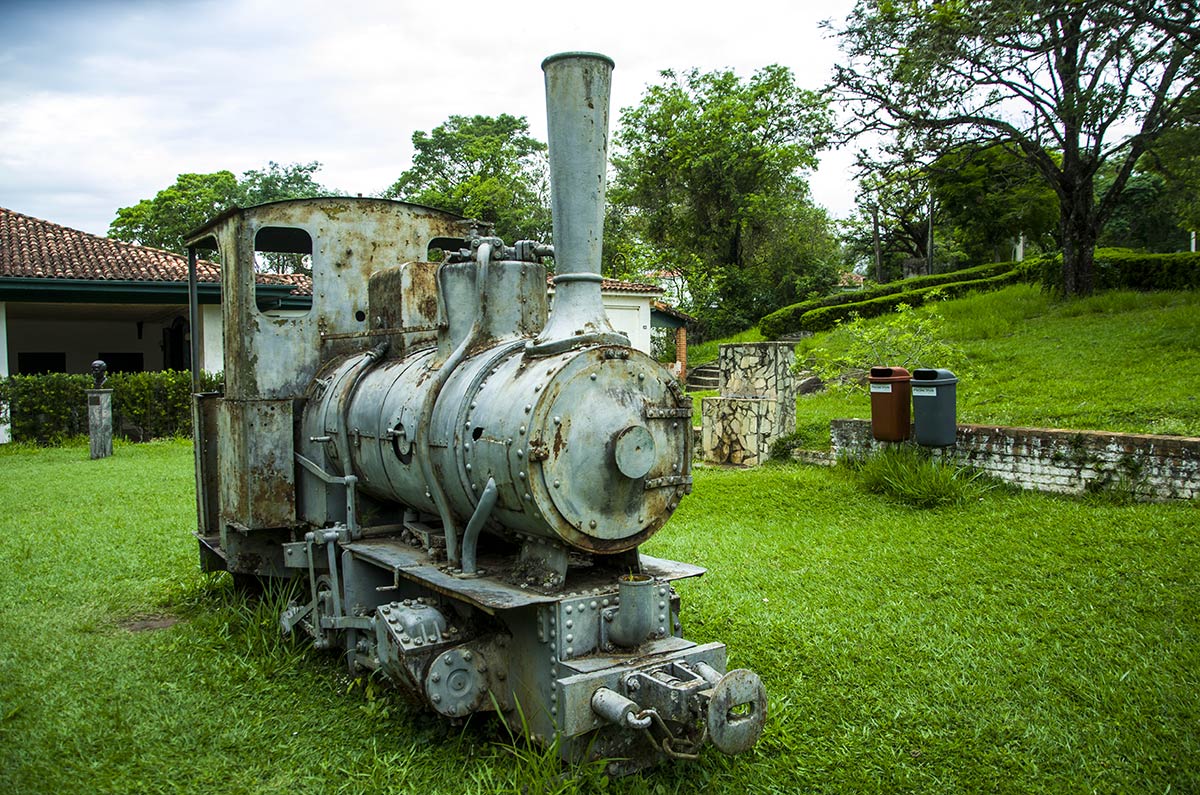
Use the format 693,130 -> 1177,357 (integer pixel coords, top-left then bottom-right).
686,363 -> 720,391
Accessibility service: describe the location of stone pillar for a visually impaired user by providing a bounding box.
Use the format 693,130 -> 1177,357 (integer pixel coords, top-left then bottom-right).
0,301 -> 9,444
701,396 -> 781,466
87,389 -> 113,459
700,342 -> 798,466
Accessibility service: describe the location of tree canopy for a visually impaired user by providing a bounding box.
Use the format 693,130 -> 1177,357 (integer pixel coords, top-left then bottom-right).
108,161 -> 331,257
1143,118 -> 1200,235
611,65 -> 839,336
930,144 -> 1060,264
831,0 -> 1200,295
383,114 -> 550,243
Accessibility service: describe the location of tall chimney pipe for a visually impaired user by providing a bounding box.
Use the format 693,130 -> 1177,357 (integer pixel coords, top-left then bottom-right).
527,52 -> 629,356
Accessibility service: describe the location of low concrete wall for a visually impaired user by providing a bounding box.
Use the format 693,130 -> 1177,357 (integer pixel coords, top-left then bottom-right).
830,418 -> 1199,501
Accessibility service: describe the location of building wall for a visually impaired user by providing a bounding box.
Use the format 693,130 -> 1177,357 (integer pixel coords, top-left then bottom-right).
5,314 -> 186,374
600,294 -> 653,354
0,302 -> 8,378
0,302 -> 8,443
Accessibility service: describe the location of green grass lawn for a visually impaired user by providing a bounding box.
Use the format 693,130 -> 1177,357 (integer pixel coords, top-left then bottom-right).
1,441 -> 1196,793
750,285 -> 1200,448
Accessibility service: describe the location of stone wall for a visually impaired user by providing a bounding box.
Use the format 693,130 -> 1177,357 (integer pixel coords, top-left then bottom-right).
830,418 -> 1199,501
701,397 -> 785,466
718,342 -> 798,403
701,343 -> 797,466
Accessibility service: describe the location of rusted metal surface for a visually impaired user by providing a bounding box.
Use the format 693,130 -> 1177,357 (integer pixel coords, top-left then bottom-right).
529,53 -> 627,355
216,398 -> 295,531
191,198 -> 464,401
192,392 -> 221,536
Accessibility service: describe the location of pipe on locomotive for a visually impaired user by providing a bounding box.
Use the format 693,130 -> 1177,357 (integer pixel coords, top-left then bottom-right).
528,52 -> 629,356
416,240 -> 496,566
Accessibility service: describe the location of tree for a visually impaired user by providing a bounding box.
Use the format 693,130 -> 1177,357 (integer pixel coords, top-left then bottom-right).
383,114 -> 550,243
1097,168 -> 1189,251
236,160 -> 327,206
1143,119 -> 1200,235
930,144 -> 1059,264
109,171 -> 239,253
109,162 -> 332,258
831,0 -> 1200,295
611,65 -> 837,336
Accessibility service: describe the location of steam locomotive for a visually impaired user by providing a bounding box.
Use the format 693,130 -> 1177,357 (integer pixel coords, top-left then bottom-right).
185,52 -> 765,772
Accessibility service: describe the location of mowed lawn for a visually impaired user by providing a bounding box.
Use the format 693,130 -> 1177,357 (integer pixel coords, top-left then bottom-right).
0,439 -> 1196,794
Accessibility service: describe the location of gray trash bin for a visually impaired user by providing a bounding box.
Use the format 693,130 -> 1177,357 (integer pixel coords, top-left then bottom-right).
911,368 -> 958,447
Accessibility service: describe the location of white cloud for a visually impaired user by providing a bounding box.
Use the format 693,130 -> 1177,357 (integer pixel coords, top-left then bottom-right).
1,0 -> 861,236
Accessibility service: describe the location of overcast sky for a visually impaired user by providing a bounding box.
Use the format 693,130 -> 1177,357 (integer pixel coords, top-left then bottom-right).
1,0 -> 862,239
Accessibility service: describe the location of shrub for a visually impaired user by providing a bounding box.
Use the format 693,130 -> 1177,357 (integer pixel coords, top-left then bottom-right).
768,431 -> 809,461
0,370 -> 223,444
806,303 -> 969,394
1033,248 -> 1200,294
0,373 -> 91,443
851,446 -> 995,508
759,260 -> 1018,339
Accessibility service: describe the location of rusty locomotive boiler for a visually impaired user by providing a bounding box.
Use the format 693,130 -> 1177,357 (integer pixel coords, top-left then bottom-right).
185,52 -> 766,771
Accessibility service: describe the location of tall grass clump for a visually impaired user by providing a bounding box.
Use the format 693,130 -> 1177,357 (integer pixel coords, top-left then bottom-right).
850,446 -> 997,508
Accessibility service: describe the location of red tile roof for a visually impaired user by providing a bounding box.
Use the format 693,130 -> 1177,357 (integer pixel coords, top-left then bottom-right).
0,206 -> 661,301
651,300 -> 695,323
0,206 -> 312,295
546,273 -> 663,294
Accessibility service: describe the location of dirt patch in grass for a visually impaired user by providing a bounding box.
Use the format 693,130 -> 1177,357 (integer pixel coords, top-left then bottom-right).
117,614 -> 179,632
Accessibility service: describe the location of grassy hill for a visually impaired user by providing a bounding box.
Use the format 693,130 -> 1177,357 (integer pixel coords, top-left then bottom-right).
695,284 -> 1200,447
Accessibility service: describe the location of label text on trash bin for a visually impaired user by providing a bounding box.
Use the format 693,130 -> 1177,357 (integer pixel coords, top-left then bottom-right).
912,386 -> 937,396
870,383 -> 893,393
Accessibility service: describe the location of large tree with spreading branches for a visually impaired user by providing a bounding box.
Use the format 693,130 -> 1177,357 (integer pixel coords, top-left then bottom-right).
830,0 -> 1200,295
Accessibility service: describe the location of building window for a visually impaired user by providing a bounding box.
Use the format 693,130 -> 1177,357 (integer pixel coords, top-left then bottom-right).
17,352 -> 66,374
97,352 -> 144,373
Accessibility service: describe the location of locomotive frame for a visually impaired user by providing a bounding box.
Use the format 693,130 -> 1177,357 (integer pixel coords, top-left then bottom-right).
184,53 -> 765,773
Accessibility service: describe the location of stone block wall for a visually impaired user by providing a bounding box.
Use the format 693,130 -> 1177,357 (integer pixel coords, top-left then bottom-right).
830,418 -> 1199,501
718,342 -> 797,403
700,343 -> 798,466
701,397 -> 783,466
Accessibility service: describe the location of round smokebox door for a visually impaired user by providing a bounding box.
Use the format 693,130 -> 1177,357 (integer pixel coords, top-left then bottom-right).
536,350 -> 679,544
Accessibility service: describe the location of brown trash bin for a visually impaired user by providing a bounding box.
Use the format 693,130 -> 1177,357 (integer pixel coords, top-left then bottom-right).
868,366 -> 911,441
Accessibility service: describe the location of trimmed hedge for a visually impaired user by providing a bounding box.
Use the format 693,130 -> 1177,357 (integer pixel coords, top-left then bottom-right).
1031,248 -> 1200,293
794,270 -> 1026,334
759,260 -> 1018,338
0,370 -> 223,444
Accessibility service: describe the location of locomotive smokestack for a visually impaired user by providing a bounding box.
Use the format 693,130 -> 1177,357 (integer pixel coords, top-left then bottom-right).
528,52 -> 629,355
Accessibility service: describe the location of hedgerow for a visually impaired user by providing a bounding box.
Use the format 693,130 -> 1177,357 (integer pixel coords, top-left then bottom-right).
0,370 -> 223,444
792,270 -> 1025,334
1031,248 -> 1200,293
758,260 -> 1018,339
